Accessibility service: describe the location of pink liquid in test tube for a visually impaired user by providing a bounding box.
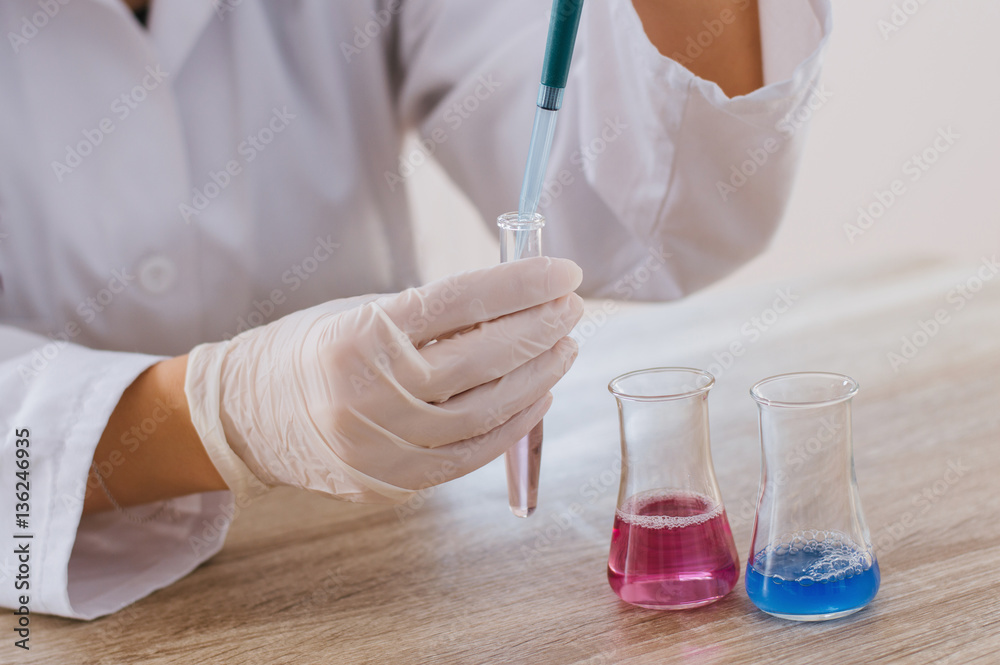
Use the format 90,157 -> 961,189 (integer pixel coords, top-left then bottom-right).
505,421 -> 543,518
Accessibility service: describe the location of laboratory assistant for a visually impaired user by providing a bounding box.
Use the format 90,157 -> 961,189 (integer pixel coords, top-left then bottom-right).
0,0 -> 830,619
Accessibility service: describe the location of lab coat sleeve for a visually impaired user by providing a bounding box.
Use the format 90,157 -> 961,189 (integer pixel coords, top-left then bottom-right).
396,0 -> 831,299
0,326 -> 234,620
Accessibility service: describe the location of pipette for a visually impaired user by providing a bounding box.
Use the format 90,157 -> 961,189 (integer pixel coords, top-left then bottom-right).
504,0 -> 585,519
514,0 -> 586,259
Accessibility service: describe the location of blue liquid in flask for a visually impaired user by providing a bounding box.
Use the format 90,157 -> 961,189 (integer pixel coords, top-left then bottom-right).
745,530 -> 880,620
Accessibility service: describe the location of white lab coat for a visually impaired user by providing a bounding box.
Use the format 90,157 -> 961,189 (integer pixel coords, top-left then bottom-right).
0,0 -> 829,619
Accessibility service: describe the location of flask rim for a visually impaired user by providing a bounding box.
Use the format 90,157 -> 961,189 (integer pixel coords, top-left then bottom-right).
608,367 -> 714,402
750,371 -> 859,408
497,212 -> 546,230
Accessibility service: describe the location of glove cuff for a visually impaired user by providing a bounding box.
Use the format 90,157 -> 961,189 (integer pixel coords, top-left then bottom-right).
185,341 -> 271,502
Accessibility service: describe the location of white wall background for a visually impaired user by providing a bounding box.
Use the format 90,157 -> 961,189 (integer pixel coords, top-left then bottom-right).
407,0 -> 999,291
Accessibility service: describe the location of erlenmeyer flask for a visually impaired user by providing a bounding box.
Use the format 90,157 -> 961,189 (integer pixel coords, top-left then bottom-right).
746,372 -> 880,621
607,368 -> 739,610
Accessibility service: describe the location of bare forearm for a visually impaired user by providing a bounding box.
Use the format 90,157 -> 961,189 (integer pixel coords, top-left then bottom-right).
84,355 -> 226,514
633,0 -> 763,97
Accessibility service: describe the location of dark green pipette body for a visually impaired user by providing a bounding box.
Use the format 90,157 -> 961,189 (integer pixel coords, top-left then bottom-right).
540,0 -> 585,94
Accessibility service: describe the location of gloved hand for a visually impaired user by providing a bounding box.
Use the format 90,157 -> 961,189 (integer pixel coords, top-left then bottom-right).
185,257 -> 584,503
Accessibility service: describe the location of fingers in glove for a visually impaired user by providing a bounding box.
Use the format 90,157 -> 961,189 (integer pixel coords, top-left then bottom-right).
412,293 -> 584,403
377,257 -> 582,348
392,336 -> 578,448
396,392 -> 554,490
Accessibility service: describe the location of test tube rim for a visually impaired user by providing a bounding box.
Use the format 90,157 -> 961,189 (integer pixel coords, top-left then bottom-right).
750,371 -> 859,409
498,211 -> 546,231
608,367 -> 715,403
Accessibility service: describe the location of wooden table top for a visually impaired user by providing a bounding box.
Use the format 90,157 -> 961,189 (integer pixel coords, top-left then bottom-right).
31,259 -> 1000,665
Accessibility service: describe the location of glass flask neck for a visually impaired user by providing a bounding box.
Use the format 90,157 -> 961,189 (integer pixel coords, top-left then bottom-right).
609,368 -> 723,510
756,400 -> 855,480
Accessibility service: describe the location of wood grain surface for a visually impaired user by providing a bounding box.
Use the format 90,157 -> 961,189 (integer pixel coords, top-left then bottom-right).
24,259 -> 1000,665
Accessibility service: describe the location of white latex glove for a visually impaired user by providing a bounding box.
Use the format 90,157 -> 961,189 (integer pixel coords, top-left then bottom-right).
185,257 -> 584,503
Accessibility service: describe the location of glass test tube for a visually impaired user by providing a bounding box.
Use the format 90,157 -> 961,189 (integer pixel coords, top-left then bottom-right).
498,212 -> 545,518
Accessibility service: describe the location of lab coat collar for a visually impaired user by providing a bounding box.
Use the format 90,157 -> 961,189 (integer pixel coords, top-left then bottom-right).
85,0 -> 217,76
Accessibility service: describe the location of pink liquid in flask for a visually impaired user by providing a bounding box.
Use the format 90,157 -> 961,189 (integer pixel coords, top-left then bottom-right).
607,490 -> 740,610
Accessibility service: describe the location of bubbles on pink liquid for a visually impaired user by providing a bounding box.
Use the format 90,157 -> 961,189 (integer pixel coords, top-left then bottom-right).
615,489 -> 723,530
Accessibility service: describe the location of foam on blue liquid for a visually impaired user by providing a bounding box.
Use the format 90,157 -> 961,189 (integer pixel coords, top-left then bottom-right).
745,531 -> 880,616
